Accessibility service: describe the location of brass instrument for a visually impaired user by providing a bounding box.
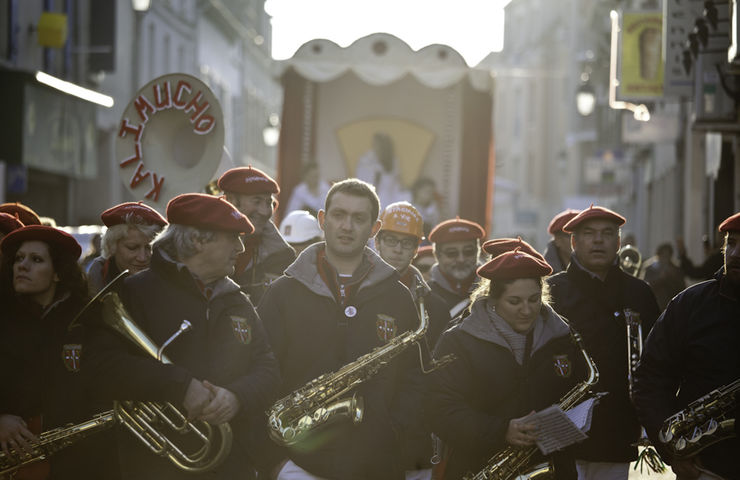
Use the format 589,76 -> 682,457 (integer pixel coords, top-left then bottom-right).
623,309 -> 665,473
268,284 -> 453,448
463,330 -> 599,480
618,244 -> 642,277
73,272 -> 233,473
658,378 -> 739,458
0,412 -> 115,477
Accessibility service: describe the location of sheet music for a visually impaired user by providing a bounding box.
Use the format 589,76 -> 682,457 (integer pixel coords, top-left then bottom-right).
529,398 -> 598,455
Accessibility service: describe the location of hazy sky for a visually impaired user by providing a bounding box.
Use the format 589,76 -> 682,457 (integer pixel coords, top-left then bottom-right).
265,0 -> 512,66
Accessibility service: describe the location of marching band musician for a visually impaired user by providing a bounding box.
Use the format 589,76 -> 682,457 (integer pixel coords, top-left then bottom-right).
218,166 -> 296,304
427,218 -> 486,318
633,211 -> 740,480
425,249 -> 586,480
86,193 -> 280,480
257,179 -> 419,480
0,202 -> 42,226
543,209 -> 580,274
373,201 -> 451,480
0,225 -> 118,479
86,202 -> 167,296
547,205 -> 660,480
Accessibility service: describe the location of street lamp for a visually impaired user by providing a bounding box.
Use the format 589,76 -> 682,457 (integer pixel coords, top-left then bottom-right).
576,83 -> 596,116
262,113 -> 280,147
131,0 -> 151,12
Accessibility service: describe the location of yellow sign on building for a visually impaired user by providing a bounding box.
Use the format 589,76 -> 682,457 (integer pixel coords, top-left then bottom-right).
620,12 -> 664,99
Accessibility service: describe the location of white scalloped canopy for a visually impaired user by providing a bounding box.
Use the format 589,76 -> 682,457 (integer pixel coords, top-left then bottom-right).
279,33 -> 492,92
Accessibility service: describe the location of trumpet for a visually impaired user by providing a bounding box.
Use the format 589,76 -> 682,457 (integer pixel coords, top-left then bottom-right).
618,245 -> 642,277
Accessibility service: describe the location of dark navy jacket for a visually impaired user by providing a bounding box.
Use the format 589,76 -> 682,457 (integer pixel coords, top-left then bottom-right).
257,243 -> 419,480
87,248 -> 280,480
426,300 -> 588,480
548,258 -> 660,462
633,272 -> 740,480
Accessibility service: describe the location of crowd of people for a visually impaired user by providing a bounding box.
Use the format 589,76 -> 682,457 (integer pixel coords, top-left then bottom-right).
0,169 -> 738,480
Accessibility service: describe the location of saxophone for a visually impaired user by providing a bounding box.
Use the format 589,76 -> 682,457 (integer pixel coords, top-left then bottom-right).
0,411 -> 115,477
658,377 -> 739,458
268,284 -> 452,447
463,330 -> 599,480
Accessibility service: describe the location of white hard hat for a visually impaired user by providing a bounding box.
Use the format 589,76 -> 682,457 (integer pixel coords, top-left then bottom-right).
280,210 -> 323,243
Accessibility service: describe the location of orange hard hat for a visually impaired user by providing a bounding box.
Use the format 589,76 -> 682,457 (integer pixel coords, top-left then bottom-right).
379,201 -> 424,240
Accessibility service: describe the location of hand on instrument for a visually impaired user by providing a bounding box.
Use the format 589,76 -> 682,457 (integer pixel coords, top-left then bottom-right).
183,379 -> 213,420
671,458 -> 701,480
0,414 -> 37,458
199,380 -> 240,424
505,411 -> 538,447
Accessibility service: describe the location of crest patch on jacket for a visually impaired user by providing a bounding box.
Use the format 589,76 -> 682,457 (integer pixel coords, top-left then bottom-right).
553,354 -> 571,378
62,344 -> 82,372
231,316 -> 252,344
376,314 -> 397,342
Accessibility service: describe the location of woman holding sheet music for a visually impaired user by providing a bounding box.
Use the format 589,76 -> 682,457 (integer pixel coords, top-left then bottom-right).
425,249 -> 588,479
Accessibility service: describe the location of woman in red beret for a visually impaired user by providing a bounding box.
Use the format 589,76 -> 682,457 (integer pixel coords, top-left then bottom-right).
87,202 -> 167,295
426,250 -> 591,480
0,226 -> 118,479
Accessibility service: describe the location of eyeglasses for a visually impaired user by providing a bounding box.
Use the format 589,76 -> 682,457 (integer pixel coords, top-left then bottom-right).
381,235 -> 418,250
440,247 -> 478,259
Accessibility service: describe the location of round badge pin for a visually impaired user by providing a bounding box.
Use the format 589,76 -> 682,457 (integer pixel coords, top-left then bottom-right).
344,305 -> 357,318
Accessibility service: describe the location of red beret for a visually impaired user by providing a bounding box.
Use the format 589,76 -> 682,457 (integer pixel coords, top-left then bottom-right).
482,237 -> 545,262
477,249 -> 553,280
563,205 -> 626,233
415,245 -> 434,260
0,213 -> 24,235
718,211 -> 740,232
548,209 -> 580,235
429,217 -> 485,244
0,202 -> 41,226
101,202 -> 167,228
1,225 -> 82,261
217,166 -> 280,196
166,194 -> 254,234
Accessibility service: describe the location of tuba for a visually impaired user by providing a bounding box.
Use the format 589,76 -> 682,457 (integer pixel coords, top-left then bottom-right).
658,377 -> 739,458
268,284 -> 453,448
76,272 -> 232,473
463,330 -> 599,480
618,245 -> 642,277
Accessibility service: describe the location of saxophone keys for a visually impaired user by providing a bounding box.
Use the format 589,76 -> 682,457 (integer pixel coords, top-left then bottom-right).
675,437 -> 687,451
703,418 -> 718,436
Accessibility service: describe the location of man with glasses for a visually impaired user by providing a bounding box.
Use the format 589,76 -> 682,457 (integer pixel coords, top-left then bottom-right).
427,217 -> 486,317
218,166 -> 296,304
547,205 -> 660,480
374,201 -> 451,480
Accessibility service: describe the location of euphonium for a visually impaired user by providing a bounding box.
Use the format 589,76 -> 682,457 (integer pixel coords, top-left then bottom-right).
463,330 -> 599,480
268,284 -> 453,447
98,289 -> 233,473
658,378 -> 739,458
0,411 -> 115,477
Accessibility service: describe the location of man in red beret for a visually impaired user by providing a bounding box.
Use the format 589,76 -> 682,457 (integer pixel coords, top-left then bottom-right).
547,205 -> 660,480
87,193 -> 280,480
543,209 -> 579,273
428,217 -> 486,318
0,202 -> 41,226
373,201 -> 451,478
257,179 -> 419,480
633,211 -> 740,480
87,202 -> 167,295
218,166 -> 296,304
